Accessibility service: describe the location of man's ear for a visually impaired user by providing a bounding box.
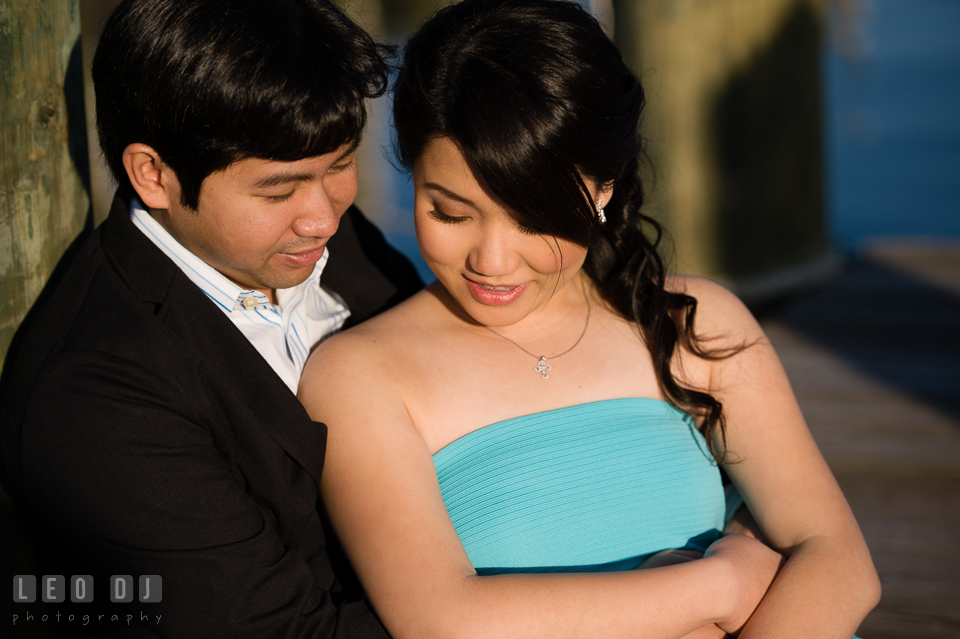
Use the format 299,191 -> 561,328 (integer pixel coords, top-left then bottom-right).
122,143 -> 177,210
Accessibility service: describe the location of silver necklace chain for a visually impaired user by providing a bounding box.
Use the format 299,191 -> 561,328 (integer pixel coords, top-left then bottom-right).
474,279 -> 591,379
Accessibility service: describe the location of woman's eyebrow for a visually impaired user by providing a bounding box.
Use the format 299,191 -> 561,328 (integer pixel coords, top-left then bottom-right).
422,182 -> 475,207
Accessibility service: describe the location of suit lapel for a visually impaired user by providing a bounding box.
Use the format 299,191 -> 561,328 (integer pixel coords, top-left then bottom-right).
100,195 -> 326,484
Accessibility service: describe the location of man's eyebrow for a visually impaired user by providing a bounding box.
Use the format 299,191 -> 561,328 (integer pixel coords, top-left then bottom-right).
421,182 -> 475,207
253,172 -> 316,189
252,140 -> 360,189
341,138 -> 361,158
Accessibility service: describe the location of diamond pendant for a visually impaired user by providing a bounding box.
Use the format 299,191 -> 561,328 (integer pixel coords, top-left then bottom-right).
534,356 -> 552,379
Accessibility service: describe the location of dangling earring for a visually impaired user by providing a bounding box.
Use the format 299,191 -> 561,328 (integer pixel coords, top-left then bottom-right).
597,198 -> 607,224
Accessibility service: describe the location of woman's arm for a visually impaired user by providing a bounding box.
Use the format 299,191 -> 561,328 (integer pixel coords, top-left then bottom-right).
299,331 -> 779,639
681,277 -> 881,638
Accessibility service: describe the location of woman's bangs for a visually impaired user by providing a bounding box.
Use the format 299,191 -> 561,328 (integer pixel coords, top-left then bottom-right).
454,78 -> 595,243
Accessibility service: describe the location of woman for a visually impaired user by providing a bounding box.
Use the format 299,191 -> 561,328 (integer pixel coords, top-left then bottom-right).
299,1 -> 880,637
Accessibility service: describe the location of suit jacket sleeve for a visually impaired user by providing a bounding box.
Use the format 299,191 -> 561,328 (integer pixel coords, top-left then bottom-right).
1,196 -> 421,639
20,346 -> 386,639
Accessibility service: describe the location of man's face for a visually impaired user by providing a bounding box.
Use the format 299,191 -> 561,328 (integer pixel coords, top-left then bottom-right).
157,143 -> 358,299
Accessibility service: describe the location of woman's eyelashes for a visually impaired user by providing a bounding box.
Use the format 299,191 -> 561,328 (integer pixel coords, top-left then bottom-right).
429,208 -> 467,225
429,207 -> 544,236
516,222 -> 543,236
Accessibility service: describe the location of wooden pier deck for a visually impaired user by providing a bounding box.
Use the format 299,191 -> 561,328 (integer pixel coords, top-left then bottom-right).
758,242 -> 960,638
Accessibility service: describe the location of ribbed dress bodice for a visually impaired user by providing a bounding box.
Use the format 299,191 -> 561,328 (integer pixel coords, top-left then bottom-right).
432,398 -> 725,574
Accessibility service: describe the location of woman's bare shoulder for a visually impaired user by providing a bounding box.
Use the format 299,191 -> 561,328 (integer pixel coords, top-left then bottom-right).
664,274 -> 741,307
298,287 -> 441,407
664,274 -> 763,343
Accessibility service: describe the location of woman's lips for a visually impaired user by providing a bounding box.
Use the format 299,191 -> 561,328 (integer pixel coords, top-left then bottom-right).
278,245 -> 326,268
465,279 -> 529,306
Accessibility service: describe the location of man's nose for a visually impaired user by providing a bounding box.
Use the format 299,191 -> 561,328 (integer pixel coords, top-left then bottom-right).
291,187 -> 341,238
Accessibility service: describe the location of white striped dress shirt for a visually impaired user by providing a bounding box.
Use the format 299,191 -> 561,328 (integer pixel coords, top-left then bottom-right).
130,199 -> 350,393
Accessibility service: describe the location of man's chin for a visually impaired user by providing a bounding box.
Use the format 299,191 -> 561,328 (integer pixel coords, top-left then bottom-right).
259,269 -> 316,293
220,266 -> 315,298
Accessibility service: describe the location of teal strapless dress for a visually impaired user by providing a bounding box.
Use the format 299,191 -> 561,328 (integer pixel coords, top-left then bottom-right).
432,398 -> 863,638
432,398 -> 725,574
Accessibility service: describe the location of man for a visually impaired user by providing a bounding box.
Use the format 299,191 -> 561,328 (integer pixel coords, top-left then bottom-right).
1,1 -> 420,636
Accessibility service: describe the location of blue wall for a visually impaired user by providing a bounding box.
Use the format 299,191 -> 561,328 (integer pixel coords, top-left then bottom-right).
825,0 -> 960,250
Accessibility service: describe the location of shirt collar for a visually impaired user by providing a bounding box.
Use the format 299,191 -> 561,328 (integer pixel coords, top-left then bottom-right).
129,198 -> 329,313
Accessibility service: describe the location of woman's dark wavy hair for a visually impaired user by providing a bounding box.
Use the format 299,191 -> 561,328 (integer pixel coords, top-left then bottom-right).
394,0 -> 735,458
93,0 -> 390,209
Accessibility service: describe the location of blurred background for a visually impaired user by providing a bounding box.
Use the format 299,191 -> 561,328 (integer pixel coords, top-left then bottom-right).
2,0 -> 958,637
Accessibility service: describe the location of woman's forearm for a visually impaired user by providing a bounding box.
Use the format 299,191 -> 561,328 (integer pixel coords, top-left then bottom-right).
388,534 -> 782,639
419,557 -> 733,639
738,535 -> 880,638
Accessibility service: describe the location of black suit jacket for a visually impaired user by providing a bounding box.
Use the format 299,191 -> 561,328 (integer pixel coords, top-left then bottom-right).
1,195 -> 421,638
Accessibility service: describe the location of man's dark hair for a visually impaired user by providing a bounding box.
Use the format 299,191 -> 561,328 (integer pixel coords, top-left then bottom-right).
93,0 -> 389,209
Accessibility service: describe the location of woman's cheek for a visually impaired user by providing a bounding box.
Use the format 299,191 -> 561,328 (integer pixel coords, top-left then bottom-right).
415,221 -> 457,270
526,237 -> 586,278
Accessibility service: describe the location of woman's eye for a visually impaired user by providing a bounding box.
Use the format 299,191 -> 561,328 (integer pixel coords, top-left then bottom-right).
429,209 -> 467,225
517,222 -> 543,236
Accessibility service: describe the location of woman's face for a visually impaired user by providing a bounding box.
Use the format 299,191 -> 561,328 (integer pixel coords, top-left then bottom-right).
413,137 -> 602,328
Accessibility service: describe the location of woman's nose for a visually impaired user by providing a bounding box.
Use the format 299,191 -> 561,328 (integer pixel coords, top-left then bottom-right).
468,224 -> 521,277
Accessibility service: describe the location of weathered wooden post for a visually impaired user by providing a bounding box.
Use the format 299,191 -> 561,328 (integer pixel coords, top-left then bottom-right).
1,0 -> 90,364
2,3 -> 90,633
615,0 -> 835,304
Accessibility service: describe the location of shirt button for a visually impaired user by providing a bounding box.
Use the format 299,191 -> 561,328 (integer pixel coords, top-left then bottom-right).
242,297 -> 258,308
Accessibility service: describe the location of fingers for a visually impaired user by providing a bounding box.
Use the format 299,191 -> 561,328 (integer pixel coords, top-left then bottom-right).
637,548 -> 705,570
722,505 -> 768,545
706,534 -> 783,634
679,623 -> 729,639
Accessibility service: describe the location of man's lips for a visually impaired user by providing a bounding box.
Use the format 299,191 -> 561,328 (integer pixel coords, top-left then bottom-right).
277,244 -> 326,268
465,278 -> 529,306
